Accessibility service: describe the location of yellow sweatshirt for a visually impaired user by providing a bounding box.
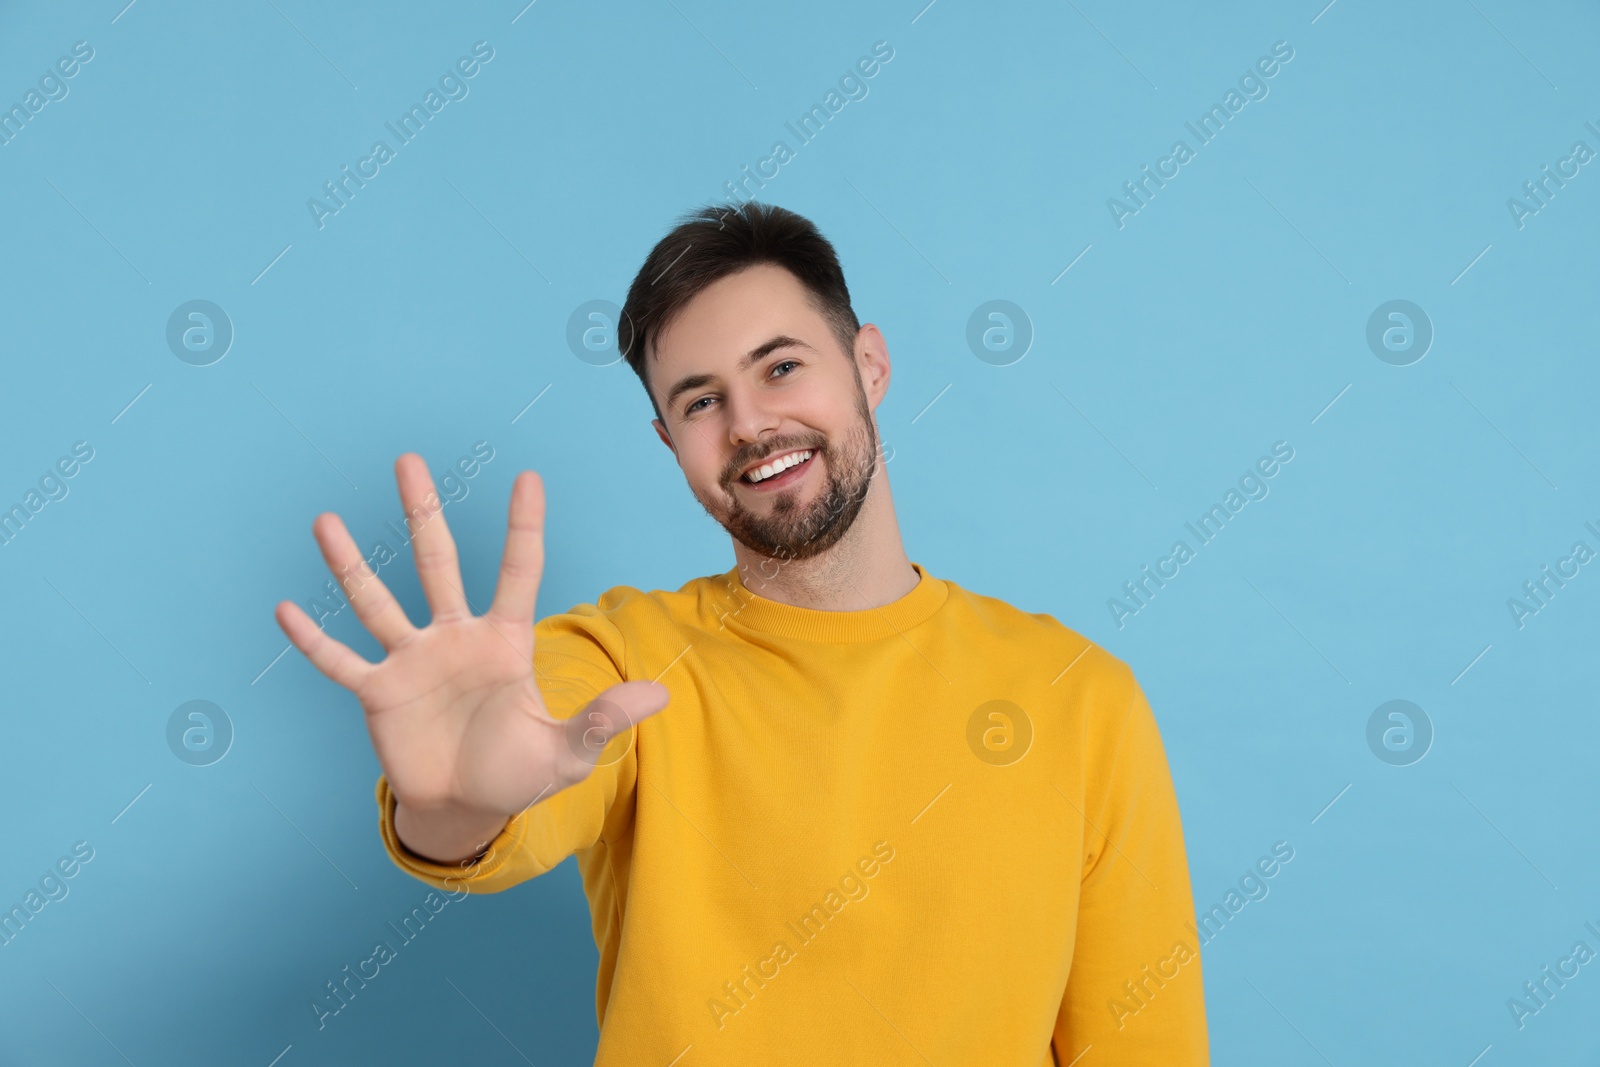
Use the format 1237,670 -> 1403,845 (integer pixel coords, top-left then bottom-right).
376,561 -> 1209,1065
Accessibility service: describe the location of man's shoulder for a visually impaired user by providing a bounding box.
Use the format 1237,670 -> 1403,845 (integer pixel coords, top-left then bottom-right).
537,569 -> 732,631
530,571 -> 728,683
940,574 -> 1135,688
592,568 -> 731,612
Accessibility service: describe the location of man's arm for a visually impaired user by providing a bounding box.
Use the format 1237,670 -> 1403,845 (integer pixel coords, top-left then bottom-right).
1053,669 -> 1210,1064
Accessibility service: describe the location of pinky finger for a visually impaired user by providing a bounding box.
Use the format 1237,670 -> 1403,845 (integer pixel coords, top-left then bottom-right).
275,600 -> 375,692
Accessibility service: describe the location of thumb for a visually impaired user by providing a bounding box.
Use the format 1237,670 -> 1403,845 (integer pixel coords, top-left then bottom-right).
562,680 -> 670,769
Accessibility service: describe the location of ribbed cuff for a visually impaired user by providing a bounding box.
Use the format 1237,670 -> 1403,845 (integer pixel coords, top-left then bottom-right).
375,775 -> 527,887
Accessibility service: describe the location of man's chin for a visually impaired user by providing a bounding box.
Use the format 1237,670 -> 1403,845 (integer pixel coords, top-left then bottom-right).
716,504 -> 838,563
730,529 -> 833,563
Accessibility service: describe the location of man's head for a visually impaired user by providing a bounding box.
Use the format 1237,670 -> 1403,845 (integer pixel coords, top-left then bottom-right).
618,202 -> 891,565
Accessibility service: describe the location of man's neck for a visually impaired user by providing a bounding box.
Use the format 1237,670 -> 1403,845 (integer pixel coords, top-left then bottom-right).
730,474 -> 918,612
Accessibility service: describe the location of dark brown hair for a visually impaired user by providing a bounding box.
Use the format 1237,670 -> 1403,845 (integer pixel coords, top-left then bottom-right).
618,201 -> 861,421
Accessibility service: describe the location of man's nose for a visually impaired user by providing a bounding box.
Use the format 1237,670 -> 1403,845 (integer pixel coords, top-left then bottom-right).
725,385 -> 781,447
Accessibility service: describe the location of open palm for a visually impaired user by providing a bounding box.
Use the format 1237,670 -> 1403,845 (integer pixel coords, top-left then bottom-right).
274,455 -> 668,860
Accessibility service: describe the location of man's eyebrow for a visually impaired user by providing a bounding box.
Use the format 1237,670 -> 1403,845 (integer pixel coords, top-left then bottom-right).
662,334 -> 814,411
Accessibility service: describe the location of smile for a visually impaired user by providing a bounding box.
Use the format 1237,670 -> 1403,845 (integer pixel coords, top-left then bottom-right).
739,448 -> 815,489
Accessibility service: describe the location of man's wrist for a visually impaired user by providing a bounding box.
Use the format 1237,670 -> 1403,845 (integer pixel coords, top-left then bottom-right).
392,798 -> 511,867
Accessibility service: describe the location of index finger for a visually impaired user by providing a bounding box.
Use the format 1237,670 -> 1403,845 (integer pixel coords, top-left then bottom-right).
274,598 -> 375,692
487,470 -> 545,627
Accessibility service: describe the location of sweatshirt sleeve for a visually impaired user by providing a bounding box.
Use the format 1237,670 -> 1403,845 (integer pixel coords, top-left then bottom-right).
375,600 -> 639,895
1053,668 -> 1210,1064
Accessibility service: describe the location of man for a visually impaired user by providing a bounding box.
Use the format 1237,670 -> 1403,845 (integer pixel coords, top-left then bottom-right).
273,202 -> 1210,1064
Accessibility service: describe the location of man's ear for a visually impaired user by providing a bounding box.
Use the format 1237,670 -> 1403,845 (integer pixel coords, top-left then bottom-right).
652,418 -> 677,458
855,324 -> 891,409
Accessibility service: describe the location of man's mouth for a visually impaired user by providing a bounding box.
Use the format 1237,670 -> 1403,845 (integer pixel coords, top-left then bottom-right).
738,448 -> 816,490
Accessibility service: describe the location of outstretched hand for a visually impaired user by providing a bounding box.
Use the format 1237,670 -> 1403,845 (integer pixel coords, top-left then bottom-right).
273,454 -> 669,859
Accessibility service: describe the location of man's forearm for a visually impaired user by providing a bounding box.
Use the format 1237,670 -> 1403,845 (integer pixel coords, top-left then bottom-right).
393,799 -> 511,867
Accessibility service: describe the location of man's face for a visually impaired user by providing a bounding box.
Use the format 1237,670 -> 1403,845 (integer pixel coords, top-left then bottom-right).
648,263 -> 888,563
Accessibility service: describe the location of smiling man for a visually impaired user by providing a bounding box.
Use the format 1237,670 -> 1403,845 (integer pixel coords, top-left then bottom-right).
649,260 -> 894,598
274,201 -> 1209,1064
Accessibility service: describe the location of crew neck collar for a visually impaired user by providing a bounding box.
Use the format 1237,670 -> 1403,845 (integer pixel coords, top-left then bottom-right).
708,561 -> 948,643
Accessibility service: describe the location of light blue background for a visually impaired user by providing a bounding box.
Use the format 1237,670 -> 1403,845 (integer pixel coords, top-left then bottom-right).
2,1 -> 1596,1063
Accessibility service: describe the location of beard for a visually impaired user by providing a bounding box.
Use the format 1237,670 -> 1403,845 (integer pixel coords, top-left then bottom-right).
693,381 -> 879,564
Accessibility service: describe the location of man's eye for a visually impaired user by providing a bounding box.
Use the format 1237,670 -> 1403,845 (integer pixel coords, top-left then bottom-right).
685,360 -> 797,416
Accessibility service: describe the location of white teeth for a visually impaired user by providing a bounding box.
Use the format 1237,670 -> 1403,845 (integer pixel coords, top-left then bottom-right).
744,449 -> 812,483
